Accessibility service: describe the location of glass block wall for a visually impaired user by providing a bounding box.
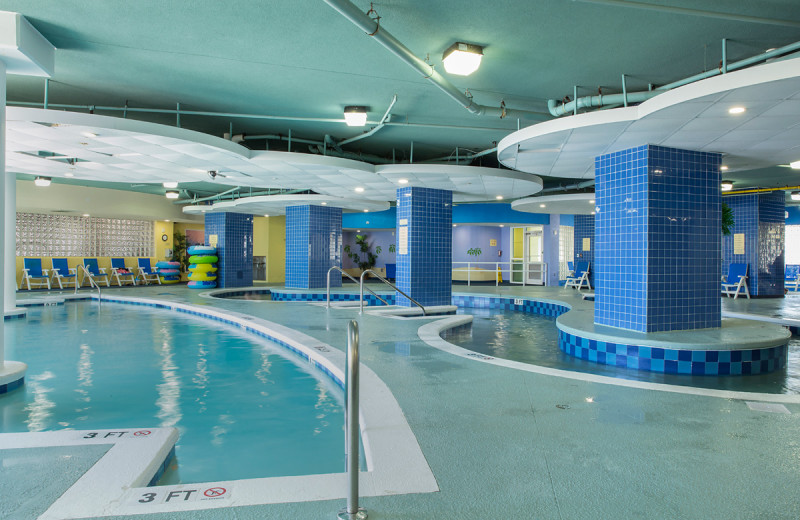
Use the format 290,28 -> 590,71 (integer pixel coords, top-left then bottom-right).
285,205 -> 342,289
722,192 -> 784,296
573,215 -> 595,286
204,212 -> 253,288
16,213 -> 153,257
595,144 -> 721,333
395,187 -> 452,307
559,225 -> 574,279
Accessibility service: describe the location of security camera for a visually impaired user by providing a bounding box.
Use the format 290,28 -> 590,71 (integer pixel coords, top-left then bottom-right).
208,170 -> 218,180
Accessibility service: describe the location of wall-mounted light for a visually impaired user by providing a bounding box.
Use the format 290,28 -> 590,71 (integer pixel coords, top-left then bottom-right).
163,181 -> 178,188
442,42 -> 484,76
721,180 -> 734,191
792,191 -> 800,201
344,106 -> 368,127
165,190 -> 180,199
34,176 -> 51,187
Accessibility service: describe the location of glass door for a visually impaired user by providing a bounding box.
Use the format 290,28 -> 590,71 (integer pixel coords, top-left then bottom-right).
524,227 -> 544,285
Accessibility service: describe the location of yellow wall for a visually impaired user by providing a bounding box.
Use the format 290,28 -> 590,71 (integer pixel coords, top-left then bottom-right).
252,216 -> 285,283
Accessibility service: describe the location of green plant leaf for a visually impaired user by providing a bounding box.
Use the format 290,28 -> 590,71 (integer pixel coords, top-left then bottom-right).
722,201 -> 735,236
375,246 -> 382,254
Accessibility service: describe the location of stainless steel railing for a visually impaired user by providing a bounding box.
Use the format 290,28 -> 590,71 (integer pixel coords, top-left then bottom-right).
327,266 -> 388,308
359,269 -> 426,316
338,320 -> 367,520
76,264 -> 102,301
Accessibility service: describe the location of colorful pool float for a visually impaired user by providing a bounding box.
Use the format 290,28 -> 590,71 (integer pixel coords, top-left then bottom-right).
155,261 -> 181,284
187,246 -> 218,289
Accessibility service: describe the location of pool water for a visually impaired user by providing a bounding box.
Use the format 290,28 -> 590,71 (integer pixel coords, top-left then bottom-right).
446,307 -> 800,395
1,302 -> 345,484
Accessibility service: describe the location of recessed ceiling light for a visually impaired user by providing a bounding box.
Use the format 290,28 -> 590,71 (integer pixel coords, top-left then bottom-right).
499,224 -> 504,227
363,209 -> 369,212
34,176 -> 51,187
539,204 -> 546,208
355,187 -> 365,193
163,181 -> 178,188
728,106 -> 746,114
82,213 -> 90,217
721,180 -> 734,191
343,106 -> 368,127
165,190 -> 180,199
356,230 -> 361,233
321,201 -> 328,205
64,172 -> 74,177
496,195 -> 503,200
81,131 -> 97,138
264,214 -> 270,218
453,224 -> 457,227
398,178 -> 409,184
720,165 -> 729,171
165,220 -> 170,222
442,42 -> 484,76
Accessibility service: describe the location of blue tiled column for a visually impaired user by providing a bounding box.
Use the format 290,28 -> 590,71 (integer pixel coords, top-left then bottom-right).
285,205 -> 342,289
723,192 -> 785,296
573,214 -> 595,287
396,187 -> 452,307
204,213 -> 253,288
595,145 -> 721,332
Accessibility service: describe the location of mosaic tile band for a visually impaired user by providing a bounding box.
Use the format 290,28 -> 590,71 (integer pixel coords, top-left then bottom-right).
0,377 -> 24,395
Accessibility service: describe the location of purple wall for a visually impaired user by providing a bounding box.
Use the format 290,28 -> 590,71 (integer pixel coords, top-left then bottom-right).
342,230 -> 397,269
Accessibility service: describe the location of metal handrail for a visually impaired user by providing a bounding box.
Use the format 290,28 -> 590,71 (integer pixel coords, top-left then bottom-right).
338,320 -> 367,520
327,266 -> 388,308
359,269 -> 426,316
77,264 -> 102,301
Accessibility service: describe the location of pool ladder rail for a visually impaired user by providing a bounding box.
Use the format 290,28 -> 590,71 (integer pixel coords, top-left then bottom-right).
338,319 -> 367,520
75,264 -> 102,301
325,266 -> 426,316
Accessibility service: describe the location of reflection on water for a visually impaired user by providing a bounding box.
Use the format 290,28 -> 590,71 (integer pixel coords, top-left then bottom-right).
2,302 -> 346,484
447,307 -> 800,395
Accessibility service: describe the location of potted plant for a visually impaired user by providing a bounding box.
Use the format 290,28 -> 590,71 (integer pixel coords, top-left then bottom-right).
344,234 -> 378,275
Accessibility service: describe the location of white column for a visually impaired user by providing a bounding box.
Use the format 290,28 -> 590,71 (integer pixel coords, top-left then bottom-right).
5,168 -> 14,313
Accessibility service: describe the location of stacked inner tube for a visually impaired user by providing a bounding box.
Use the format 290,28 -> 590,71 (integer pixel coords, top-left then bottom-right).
187,245 -> 218,289
155,261 -> 181,284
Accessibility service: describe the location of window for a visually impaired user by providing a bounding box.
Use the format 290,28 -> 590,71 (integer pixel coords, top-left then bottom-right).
558,225 -> 574,279
16,213 -> 154,257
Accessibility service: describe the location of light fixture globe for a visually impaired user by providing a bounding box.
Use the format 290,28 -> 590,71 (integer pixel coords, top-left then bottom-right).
343,106 -> 368,127
165,190 -> 180,199
34,176 -> 51,187
442,42 -> 484,76
721,180 -> 734,191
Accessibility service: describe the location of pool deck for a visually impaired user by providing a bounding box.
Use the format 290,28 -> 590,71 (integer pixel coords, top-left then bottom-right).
6,284 -> 800,519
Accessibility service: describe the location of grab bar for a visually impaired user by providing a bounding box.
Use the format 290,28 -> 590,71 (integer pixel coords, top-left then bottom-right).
359,269 -> 426,316
77,264 -> 102,301
327,266 -> 389,308
338,320 -> 367,520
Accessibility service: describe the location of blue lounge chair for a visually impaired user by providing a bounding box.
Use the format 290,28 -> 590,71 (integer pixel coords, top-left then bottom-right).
722,263 -> 749,299
565,261 -> 591,290
111,258 -> 137,286
51,258 -> 78,289
81,258 -> 110,287
21,258 -> 51,290
137,258 -> 161,285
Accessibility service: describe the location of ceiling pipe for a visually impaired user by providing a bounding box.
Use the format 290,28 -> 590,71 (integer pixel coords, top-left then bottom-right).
339,94 -> 397,147
548,39 -> 800,117
308,145 -> 397,164
428,146 -> 497,163
723,185 -> 800,196
322,0 -> 546,121
539,180 -> 595,193
177,187 -> 313,204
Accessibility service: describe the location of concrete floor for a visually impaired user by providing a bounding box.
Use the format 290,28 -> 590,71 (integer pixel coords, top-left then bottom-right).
6,284 -> 800,519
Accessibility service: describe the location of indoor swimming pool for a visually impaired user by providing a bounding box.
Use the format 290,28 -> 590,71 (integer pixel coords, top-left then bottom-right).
2,301 -> 346,484
447,307 -> 800,394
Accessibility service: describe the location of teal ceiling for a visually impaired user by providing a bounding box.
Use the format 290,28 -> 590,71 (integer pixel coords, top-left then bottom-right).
3,0 -> 800,191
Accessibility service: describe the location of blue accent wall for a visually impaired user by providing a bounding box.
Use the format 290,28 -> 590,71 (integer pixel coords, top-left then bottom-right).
594,144 -> 721,332
786,205 -> 800,225
342,230 -> 396,269
723,192 -> 785,296
396,187 -> 452,306
285,205 -> 342,289
204,212 -> 253,289
574,214 -> 595,286
342,203 -> 550,229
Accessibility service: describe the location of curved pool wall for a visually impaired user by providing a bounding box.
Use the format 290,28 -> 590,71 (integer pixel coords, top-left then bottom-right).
208,288 -> 791,376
